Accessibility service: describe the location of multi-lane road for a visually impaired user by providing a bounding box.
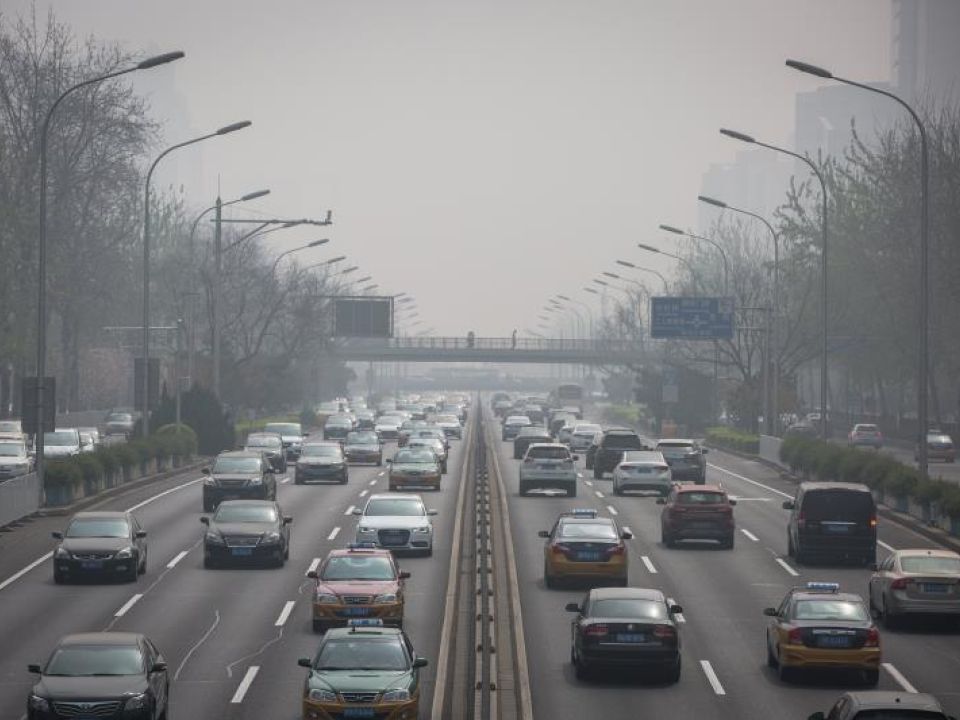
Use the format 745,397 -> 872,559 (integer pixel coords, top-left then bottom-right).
2,400 -> 959,720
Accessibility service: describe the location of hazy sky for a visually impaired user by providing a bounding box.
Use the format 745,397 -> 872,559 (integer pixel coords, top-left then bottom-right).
7,0 -> 891,337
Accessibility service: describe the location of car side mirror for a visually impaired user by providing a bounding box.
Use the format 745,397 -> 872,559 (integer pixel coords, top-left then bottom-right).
51,531 -> 63,540
621,531 -> 633,540
266,468 -> 275,474
807,713 -> 826,720
151,661 -> 167,673
399,570 -> 411,580
869,563 -> 879,571
728,499 -> 737,506
655,498 -> 666,505
669,604 -> 683,615
427,509 -> 438,516
413,657 -> 429,669
564,603 -> 581,613
200,517 -> 210,525
702,448 -> 709,454
386,459 -> 393,464
28,664 -> 41,674
283,516 -> 293,525
782,500 -> 794,510
763,607 -> 778,617
572,455 -> 580,461
307,570 -> 319,579
298,658 -> 312,668
538,530 -> 550,538
201,467 -> 211,475
352,508 -> 363,516
135,530 -> 148,539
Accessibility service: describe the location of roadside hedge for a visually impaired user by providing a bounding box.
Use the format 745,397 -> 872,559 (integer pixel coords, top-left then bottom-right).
706,426 -> 759,454
601,404 -> 643,428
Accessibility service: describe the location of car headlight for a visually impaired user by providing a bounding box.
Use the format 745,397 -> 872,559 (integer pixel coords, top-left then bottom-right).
115,547 -> 135,559
262,532 -> 281,544
124,693 -> 149,710
29,695 -> 50,711
358,526 -> 374,534
249,477 -> 263,485
382,689 -> 411,702
373,593 -> 397,604
308,688 -> 337,702
203,477 -> 216,486
315,592 -> 339,604
54,546 -> 70,559
413,526 -> 431,533
205,532 -> 225,544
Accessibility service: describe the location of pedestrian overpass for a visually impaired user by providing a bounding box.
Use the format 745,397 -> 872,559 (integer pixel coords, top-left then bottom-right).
328,336 -> 645,365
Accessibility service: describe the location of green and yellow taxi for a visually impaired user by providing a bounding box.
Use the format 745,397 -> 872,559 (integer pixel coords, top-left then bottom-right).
299,619 -> 427,720
540,509 -> 632,588
307,545 -> 409,633
764,582 -> 881,685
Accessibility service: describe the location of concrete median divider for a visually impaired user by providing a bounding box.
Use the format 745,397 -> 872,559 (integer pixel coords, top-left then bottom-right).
0,472 -> 41,528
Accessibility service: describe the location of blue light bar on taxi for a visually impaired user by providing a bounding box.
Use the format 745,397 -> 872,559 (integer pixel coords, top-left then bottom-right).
805,582 -> 840,593
348,618 -> 384,628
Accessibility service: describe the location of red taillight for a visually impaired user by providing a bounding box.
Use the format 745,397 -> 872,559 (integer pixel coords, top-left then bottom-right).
787,628 -> 804,645
797,512 -> 806,530
890,577 -> 908,590
584,624 -> 608,637
604,544 -> 625,556
552,543 -> 571,556
653,625 -> 676,639
869,516 -> 877,528
864,628 -> 880,647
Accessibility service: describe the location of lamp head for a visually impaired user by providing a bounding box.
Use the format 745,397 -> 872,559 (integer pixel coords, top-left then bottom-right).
697,194 -> 727,209
557,294 -> 572,301
659,224 -> 684,235
137,51 -> 185,69
601,272 -> 619,280
616,259 -> 636,269
307,239 -> 328,248
720,128 -> 755,144
785,59 -> 833,79
637,243 -> 660,253
217,120 -> 252,135
241,189 -> 270,202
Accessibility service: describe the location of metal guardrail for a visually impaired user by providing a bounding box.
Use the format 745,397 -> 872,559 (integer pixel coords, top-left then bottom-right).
339,336 -> 644,352
0,472 -> 40,528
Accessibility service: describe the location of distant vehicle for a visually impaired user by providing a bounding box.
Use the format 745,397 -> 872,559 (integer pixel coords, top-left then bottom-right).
323,415 -> 354,442
201,451 -> 277,512
612,450 -> 672,496
785,421 -> 817,438
52,511 -> 147,583
552,383 -> 585,409
374,414 -> 404,441
917,430 -> 955,463
0,439 -> 33,480
354,409 -> 377,430
658,484 -> 736,549
353,493 -> 438,555
406,437 -> 448,474
0,419 -> 25,442
593,428 -> 648,479
295,443 -> 348,485
541,509 -> 630,587
569,423 -> 602,452
263,421 -> 305,460
848,424 -> 883,449
868,548 -> 960,627
584,431 -> 604,470
433,414 -> 463,440
27,632 -> 169,720
343,430 -> 384,466
244,432 -> 287,473
502,415 -> 532,441
387,448 -> 442,492
549,412 -> 578,439
201,499 -> 291,568
655,439 -> 708,484
78,427 -> 101,451
103,411 -> 136,437
809,691 -> 951,720
513,426 -> 552,459
784,482 -> 877,566
42,428 -> 82,459
519,443 -> 577,497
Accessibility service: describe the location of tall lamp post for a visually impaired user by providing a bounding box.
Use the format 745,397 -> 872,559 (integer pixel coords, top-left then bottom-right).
269,239 -> 328,276
785,57 -> 931,474
658,225 -> 729,294
35,50 -> 183,487
141,120 -> 251,436
721,126 -> 830,440
188,188 -> 270,249
614,260 -> 669,292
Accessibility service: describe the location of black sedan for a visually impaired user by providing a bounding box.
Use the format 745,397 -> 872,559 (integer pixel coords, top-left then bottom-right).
27,632 -> 168,720
52,511 -> 147,584
202,500 -> 291,568
201,451 -> 277,513
566,587 -> 683,682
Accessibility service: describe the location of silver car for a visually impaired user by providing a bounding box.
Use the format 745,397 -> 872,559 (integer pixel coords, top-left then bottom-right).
353,493 -> 438,556
868,548 -> 960,626
612,451 -> 673,496
518,443 -> 578,497
569,423 -> 602,452
0,439 -> 33,480
43,428 -> 82,459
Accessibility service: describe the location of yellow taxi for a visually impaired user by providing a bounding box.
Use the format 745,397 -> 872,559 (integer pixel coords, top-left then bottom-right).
307,545 -> 409,633
764,582 -> 881,685
539,509 -> 632,588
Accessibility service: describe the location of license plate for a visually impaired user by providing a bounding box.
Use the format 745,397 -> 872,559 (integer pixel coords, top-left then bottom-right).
822,523 -> 851,534
340,607 -> 370,616
576,552 -> 602,561
80,561 -> 103,570
921,583 -> 949,593
615,633 -> 647,643
686,521 -> 716,529
231,547 -> 253,556
343,709 -> 375,719
818,635 -> 851,648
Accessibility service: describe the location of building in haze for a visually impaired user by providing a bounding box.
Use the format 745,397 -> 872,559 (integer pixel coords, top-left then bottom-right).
891,0 -> 960,103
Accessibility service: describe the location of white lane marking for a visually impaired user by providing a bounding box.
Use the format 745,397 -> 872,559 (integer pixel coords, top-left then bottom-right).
699,660 -> 726,695
640,556 -> 658,574
577,472 -> 583,478
740,528 -> 760,542
230,666 -> 260,703
0,553 -> 52,593
281,477 -> 291,484
344,505 -> 355,516
878,539 -> 896,552
667,597 -> 686,623
883,662 -> 918,693
776,558 -> 800,577
327,527 -> 341,541
584,480 -> 594,487
594,490 -> 605,499
359,490 -> 368,497
306,558 -> 321,575
166,550 -> 189,569
606,505 -> 618,516
127,477 -> 204,512
275,601 -> 296,627
114,593 -> 144,618
378,471 -> 386,477
369,479 -> 377,486
623,526 -> 633,536
707,463 -> 791,499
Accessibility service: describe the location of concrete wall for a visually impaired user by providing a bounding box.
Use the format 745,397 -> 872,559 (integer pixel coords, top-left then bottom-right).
759,435 -> 785,469
0,472 -> 39,528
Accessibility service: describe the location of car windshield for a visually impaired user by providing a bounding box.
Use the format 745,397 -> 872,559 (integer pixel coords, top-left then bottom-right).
802,490 -> 874,522
558,522 -> 618,540
527,446 -> 570,460
322,556 -> 396,581
315,638 -> 409,671
347,432 -> 379,444
590,598 -> 667,620
213,457 -> 261,473
301,445 -> 341,458
394,449 -> 436,464
603,434 -> 644,449
793,599 -> 868,621
0,421 -> 20,433
0,442 -> 25,457
364,499 -> 424,517
246,436 -> 280,448
677,492 -> 726,505
45,645 -> 143,676
66,517 -> 129,538
214,504 -> 277,523
264,424 -> 300,436
900,555 -> 960,574
44,431 -> 77,446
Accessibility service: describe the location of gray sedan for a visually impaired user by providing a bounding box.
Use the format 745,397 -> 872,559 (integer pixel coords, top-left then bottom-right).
868,548 -> 960,626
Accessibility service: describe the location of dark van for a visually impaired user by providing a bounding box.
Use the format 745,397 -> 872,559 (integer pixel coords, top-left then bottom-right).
593,429 -> 648,479
784,482 -> 877,566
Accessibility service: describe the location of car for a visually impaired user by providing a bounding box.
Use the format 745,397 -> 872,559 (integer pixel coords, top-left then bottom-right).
397,419 -> 428,447
557,421 -> 579,446
917,429 -> 956,463
201,499 -> 291,568
440,403 -> 467,424
657,484 -> 736,548
593,428 -> 648,479
584,431 -> 603,470
764,582 -> 880,685
541,509 -> 631,587
433,413 -> 463,440
343,430 -> 384,466
493,397 -> 513,418
612,450 -> 672,496
243,431 -> 287,473
784,482 -> 877,566
413,426 -> 450,453
52,511 -> 148,583
387,447 -> 442,491
655,439 -> 707,484
298,621 -> 427,719
375,413 -> 405,440
523,403 -> 545,424
27,632 -> 169,720
502,415 -> 532,441
549,412 -> 578,439
42,428 -> 82,459
848,424 -> 883,449
322,415 -> 354,442
0,438 -> 33,480
201,450 -> 277,512
307,545 -> 410,632
261,422 -> 305,460
78,427 -> 100,452
785,421 -> 818,438
519,442 -> 578,497
354,409 -> 377,430
405,437 -> 448,474
513,425 -> 553,459
0,418 -> 25,442
808,691 -> 952,720
569,423 -> 602,452
868,548 -> 960,627
566,587 -> 682,682
103,411 -> 136,437
353,493 -> 437,555
295,442 -> 348,484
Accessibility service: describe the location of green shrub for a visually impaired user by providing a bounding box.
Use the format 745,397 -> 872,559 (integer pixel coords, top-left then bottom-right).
602,405 -> 642,428
129,439 -> 154,464
147,385 -> 234,454
813,444 -> 846,480
75,454 -> 103,484
706,426 -> 759,454
883,463 -> 919,498
914,476 -> 946,504
112,444 -> 139,470
94,446 -> 119,475
44,460 -> 81,485
299,407 -> 318,429
941,485 -> 960,519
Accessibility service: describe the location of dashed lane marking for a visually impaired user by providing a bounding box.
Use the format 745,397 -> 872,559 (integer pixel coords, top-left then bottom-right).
700,660 -> 726,695
640,556 -> 658,574
0,553 -> 52,593
114,593 -> 143,618
274,601 -> 296,627
306,558 -> 321,575
776,558 -> 800,577
606,505 -> 618,516
369,479 -> 377,486
594,490 -> 605,499
740,529 -> 760,542
344,505 -> 355,516
883,663 -> 918,693
280,477 -> 291,484
359,490 -> 368,497
166,550 -> 189,569
327,527 -> 341,541
230,666 -> 259,703
707,463 -> 791,499
667,597 -> 686,623
584,480 -> 594,487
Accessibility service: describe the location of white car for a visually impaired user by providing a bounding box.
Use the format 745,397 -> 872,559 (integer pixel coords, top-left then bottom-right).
612,450 -> 673,496
557,423 -> 578,446
518,443 -> 578,497
374,414 -> 404,441
43,428 -> 82,459
0,439 -> 33,480
353,493 -> 438,556
432,414 -> 463,440
569,423 -> 602,452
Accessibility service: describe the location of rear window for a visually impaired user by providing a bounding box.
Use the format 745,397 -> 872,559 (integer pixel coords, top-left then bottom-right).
589,598 -> 667,620
851,711 -> 948,719
558,522 -> 618,540
801,489 -> 874,521
527,446 -> 570,460
793,599 -> 868,622
900,555 -> 960,574
677,491 -> 726,505
602,434 -> 644,450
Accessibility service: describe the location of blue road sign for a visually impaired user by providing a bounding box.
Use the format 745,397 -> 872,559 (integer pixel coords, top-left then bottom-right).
650,297 -> 735,340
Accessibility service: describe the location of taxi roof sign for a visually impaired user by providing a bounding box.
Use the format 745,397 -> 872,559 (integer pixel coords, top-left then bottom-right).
564,509 -> 598,519
805,582 -> 840,593
348,542 -> 378,551
348,618 -> 384,628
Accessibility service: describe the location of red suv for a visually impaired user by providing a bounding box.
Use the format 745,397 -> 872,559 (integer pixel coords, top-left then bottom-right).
657,484 -> 736,549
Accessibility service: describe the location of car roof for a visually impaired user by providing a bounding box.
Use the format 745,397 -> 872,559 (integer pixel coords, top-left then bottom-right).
506,415 -> 531,421
842,691 -> 944,712
894,548 -> 960,559
71,511 -> 130,519
675,483 -> 725,493
324,626 -> 404,640
58,632 -> 144,646
560,515 -> 615,527
657,439 -> 695,445
327,547 -> 394,559
217,499 -> 277,506
620,450 -> 665,463
798,481 -> 872,493
790,589 -> 864,604
217,450 -> 263,459
517,426 -> 550,434
527,442 -> 567,450
589,587 -> 664,602
604,427 -> 638,435
367,493 -> 422,501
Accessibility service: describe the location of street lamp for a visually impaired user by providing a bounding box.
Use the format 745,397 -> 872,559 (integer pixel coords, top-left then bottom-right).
615,260 -> 669,292
35,49 -> 184,481
142,119 -> 251,435
658,225 -> 730,293
721,126 -> 829,439
269,239 -> 328,276
786,57 -> 932,471
188,188 -> 270,248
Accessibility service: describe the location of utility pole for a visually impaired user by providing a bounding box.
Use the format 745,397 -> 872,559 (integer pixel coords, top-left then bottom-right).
213,195 -> 223,397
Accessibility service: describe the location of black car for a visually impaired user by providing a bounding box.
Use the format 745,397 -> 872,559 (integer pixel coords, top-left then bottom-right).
295,443 -> 349,484
784,482 -> 877,566
243,431 -> 287,473
201,451 -> 277,512
323,415 -> 354,441
513,426 -> 552,459
355,410 -> 377,430
28,632 -> 168,720
655,439 -> 707,484
52,512 -> 147,584
566,587 -> 682,682
202,499 -> 291,568
593,429 -> 648,479
584,432 -> 603,470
